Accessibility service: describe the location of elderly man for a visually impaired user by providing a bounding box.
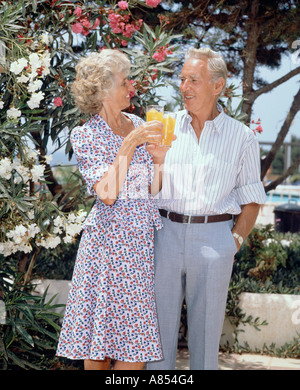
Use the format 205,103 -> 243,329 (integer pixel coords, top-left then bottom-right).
148,47 -> 266,370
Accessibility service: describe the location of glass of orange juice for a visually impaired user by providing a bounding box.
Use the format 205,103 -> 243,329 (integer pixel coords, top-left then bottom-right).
146,105 -> 164,122
161,112 -> 176,147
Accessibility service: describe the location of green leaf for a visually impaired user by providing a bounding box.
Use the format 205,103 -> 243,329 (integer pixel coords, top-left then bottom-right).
16,324 -> 35,347
7,350 -> 26,369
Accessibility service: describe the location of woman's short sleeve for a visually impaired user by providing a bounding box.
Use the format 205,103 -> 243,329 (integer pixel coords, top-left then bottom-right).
70,125 -> 109,196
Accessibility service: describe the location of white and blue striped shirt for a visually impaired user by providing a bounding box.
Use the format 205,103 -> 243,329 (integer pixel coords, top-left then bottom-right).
156,106 -> 266,215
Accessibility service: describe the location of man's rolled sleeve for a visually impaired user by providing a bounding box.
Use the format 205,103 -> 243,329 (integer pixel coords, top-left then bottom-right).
235,136 -> 267,205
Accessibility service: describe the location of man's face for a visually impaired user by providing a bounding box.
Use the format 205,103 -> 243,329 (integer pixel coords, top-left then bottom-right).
179,58 -> 220,115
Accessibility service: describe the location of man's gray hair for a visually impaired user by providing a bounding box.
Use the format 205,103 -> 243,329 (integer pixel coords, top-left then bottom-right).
185,47 -> 227,92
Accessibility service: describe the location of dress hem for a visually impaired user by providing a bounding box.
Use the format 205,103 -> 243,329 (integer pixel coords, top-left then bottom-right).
56,352 -> 163,363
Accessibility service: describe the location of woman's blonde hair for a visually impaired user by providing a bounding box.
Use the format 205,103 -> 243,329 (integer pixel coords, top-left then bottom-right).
72,49 -> 131,114
185,47 -> 227,93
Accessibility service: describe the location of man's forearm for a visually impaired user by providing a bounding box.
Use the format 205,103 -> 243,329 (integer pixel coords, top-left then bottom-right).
232,203 -> 260,248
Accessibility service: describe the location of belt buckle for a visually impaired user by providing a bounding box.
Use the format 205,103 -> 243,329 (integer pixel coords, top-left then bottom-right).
183,215 -> 192,224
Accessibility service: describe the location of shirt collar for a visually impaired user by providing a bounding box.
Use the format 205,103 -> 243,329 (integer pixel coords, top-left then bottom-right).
185,103 -> 225,134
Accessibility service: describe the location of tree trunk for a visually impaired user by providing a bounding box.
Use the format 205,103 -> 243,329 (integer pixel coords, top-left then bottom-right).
241,0 -> 261,123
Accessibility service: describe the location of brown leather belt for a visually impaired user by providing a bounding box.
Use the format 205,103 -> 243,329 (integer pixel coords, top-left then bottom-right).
159,209 -> 233,224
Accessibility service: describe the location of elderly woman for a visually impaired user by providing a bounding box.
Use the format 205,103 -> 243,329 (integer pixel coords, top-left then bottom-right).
56,50 -> 170,370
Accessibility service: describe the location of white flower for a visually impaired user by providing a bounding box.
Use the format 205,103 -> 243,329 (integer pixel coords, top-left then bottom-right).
18,58 -> 28,69
40,50 -> 51,76
13,161 -> 31,183
43,154 -> 53,164
0,157 -> 13,180
30,164 -> 45,182
27,210 -> 35,220
10,58 -> 28,75
54,215 -> 65,227
7,224 -> 27,244
63,235 -> 73,244
18,243 -> 32,254
10,62 -> 21,74
23,146 -> 39,161
263,238 -> 276,247
29,53 -> 41,71
280,239 -> 291,247
41,33 -> 53,46
66,222 -> 82,237
0,222 -> 37,256
7,107 -> 21,119
53,215 -> 65,234
37,234 -> 61,249
0,100 -> 4,109
17,74 -> 29,83
0,241 -> 14,257
27,79 -> 43,93
27,223 -> 40,238
76,210 -> 87,223
27,91 -> 44,109
67,213 -> 77,223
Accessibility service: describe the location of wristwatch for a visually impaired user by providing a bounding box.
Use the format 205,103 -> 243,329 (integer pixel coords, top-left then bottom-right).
233,232 -> 243,245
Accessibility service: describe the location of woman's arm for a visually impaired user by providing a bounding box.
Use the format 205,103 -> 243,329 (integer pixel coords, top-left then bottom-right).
93,121 -> 162,205
146,137 -> 176,197
148,152 -> 165,197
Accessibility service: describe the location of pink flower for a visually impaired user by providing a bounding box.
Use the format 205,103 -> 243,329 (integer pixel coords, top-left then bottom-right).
108,13 -> 122,33
81,17 -> 91,29
152,51 -> 166,62
123,23 -> 137,38
121,40 -> 128,47
152,46 -> 173,62
109,13 -> 142,38
118,1 -> 129,10
255,125 -> 263,133
151,69 -> 158,81
91,17 -> 101,30
81,29 -> 90,36
146,0 -> 161,7
73,6 -> 82,18
53,97 -> 63,107
129,80 -> 135,98
71,22 -> 83,34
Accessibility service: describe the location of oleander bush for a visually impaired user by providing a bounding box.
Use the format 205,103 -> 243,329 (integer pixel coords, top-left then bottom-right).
0,0 -> 182,370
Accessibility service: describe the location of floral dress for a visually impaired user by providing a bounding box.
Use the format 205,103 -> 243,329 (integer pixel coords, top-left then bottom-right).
56,113 -> 163,362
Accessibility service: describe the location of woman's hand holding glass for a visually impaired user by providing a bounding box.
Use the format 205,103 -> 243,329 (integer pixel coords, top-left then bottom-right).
125,120 -> 163,147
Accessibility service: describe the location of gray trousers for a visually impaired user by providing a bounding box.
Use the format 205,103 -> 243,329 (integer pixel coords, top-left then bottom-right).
147,216 -> 236,370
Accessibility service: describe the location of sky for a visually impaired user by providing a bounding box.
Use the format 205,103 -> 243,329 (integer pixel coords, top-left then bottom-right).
249,55 -> 299,145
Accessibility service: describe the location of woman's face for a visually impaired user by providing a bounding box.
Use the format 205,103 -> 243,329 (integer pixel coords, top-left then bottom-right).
106,72 -> 134,110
